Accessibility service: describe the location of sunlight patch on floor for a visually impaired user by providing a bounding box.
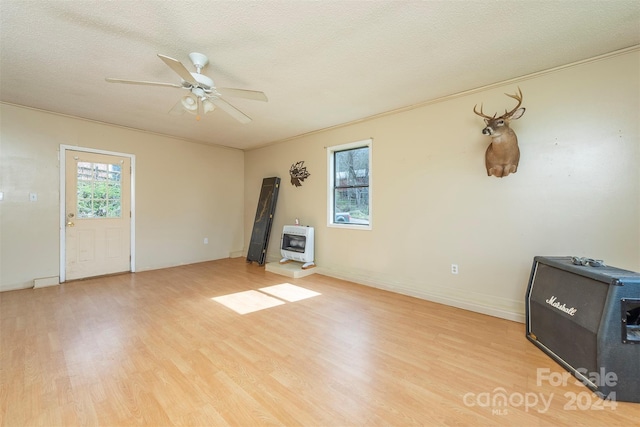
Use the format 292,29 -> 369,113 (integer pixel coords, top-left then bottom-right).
260,283 -> 321,302
212,284 -> 321,314
212,290 -> 285,314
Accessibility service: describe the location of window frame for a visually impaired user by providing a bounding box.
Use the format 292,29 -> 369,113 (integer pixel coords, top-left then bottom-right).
327,138 -> 372,230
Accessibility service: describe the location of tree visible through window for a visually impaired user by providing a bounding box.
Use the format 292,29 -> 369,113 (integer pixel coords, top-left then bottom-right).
328,139 -> 371,227
76,162 -> 122,218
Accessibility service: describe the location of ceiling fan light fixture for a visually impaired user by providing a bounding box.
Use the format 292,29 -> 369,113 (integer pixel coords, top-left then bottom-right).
181,95 -> 198,113
203,99 -> 215,113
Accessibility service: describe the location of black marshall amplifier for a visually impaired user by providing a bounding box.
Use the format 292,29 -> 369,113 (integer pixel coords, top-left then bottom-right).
525,256 -> 640,403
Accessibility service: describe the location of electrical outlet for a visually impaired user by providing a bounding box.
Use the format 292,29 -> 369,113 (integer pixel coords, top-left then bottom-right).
451,264 -> 459,275
203,237 -> 209,244
29,192 -> 37,202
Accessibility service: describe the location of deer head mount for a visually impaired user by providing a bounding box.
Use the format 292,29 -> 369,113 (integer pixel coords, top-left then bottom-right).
474,88 -> 525,178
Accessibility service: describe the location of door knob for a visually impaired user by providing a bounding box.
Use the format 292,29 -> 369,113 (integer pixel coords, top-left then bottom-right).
66,221 -> 75,227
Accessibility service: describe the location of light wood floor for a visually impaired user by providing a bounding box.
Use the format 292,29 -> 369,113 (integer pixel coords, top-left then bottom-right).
1,258 -> 638,426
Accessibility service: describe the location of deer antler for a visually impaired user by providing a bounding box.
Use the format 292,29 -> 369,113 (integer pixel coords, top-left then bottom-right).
474,87 -> 524,120
502,87 -> 523,118
473,103 -> 497,120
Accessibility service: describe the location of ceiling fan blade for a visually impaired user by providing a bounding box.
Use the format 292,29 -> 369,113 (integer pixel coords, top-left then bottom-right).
157,54 -> 198,86
105,78 -> 183,88
211,97 -> 252,123
218,88 -> 268,102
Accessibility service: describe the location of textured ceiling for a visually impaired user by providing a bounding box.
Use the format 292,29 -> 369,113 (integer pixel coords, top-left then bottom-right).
1,1 -> 639,151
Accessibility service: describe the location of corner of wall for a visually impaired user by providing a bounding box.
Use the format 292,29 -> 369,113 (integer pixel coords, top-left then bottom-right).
229,250 -> 245,258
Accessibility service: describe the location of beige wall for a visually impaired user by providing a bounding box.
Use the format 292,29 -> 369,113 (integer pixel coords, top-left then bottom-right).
244,50 -> 640,322
2,50 -> 638,320
0,105 -> 245,291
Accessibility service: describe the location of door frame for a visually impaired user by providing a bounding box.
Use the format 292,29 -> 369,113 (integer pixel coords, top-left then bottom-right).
59,145 -> 136,282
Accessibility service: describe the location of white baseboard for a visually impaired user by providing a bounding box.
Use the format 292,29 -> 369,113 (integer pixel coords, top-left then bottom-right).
316,267 -> 525,324
34,276 -> 60,289
0,283 -> 32,292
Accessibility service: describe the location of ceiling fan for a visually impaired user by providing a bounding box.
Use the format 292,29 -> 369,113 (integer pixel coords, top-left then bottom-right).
105,52 -> 267,123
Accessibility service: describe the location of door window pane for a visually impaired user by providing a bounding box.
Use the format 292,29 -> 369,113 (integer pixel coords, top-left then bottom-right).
76,162 -> 122,218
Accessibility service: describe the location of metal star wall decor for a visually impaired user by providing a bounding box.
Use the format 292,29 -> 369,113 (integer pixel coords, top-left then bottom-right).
289,161 -> 310,187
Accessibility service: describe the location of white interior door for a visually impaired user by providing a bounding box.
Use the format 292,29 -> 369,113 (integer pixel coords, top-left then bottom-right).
65,150 -> 131,280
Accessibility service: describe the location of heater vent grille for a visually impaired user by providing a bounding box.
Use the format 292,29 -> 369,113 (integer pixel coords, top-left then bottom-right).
281,226 -> 314,263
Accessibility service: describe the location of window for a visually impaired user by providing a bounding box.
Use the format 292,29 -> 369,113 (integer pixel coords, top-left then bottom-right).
76,161 -> 122,218
327,139 -> 371,228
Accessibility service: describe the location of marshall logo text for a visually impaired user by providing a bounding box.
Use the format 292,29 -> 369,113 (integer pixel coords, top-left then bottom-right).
545,296 -> 577,316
